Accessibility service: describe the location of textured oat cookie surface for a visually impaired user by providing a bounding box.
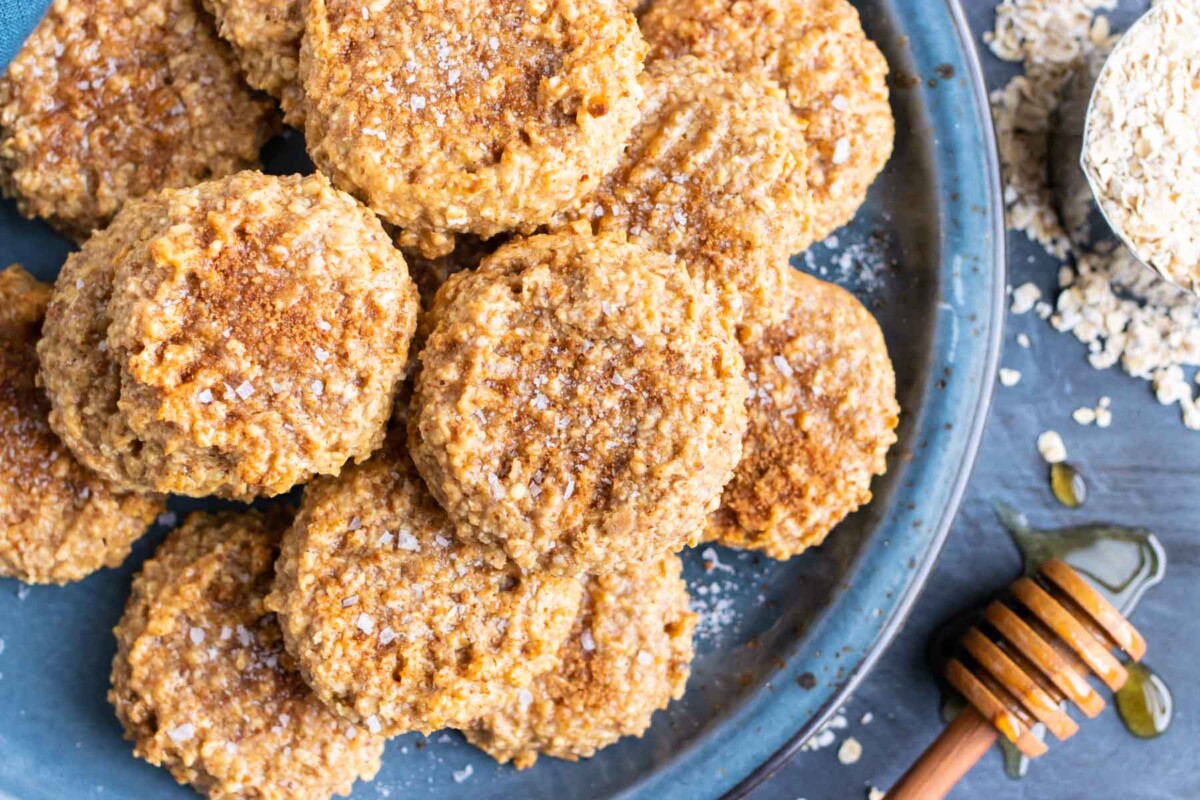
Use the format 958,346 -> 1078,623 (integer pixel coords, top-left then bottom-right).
302,0 -> 646,257
0,0 -> 278,240
0,265 -> 163,585
411,233 -> 749,575
268,436 -> 584,736
110,510 -> 385,800
465,554 -> 696,769
642,0 -> 894,244
37,171 -> 420,501
551,56 -> 811,330
708,268 -> 899,559
202,0 -> 306,125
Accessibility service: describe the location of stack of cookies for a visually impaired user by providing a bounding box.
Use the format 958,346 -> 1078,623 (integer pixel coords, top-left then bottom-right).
0,0 -> 900,797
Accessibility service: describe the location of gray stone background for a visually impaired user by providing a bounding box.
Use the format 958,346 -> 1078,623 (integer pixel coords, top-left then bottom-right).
752,1 -> 1197,798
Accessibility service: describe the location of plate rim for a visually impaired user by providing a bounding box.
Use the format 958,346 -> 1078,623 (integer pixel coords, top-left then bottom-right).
723,0 -> 1007,795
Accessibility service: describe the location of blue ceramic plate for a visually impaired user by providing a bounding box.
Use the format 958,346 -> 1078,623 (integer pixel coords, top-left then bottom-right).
0,1 -> 1003,798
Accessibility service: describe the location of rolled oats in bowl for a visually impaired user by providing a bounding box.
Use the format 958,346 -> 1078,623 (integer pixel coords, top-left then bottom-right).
1083,0 -> 1200,294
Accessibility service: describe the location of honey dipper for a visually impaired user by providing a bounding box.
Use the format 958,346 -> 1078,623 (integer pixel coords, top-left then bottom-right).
886,558 -> 1147,799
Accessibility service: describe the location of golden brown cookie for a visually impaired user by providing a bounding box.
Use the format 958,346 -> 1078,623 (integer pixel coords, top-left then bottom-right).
38,171 -> 420,501
268,435 -> 584,736
201,0 -> 305,125
465,554 -> 696,769
641,0 -> 894,244
0,265 -> 163,585
110,510 -> 385,800
551,56 -> 812,329
410,233 -> 748,575
301,0 -> 646,257
707,268 -> 898,559
0,0 -> 278,240
0,263 -> 49,336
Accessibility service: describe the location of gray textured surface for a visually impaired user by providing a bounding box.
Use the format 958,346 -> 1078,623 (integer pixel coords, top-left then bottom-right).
752,1 -> 1198,798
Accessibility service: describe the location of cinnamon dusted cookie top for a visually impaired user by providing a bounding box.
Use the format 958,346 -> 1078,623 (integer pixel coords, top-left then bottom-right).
109,510 -> 385,800
642,0 -> 894,243
0,0 -> 278,240
465,553 -> 696,769
301,0 -> 646,257
0,265 -> 164,585
37,171 -> 419,501
707,268 -> 899,559
410,232 -> 749,575
550,56 -> 813,331
267,437 -> 584,737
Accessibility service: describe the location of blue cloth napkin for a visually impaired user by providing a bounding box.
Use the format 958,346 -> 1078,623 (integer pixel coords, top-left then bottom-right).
0,0 -> 52,67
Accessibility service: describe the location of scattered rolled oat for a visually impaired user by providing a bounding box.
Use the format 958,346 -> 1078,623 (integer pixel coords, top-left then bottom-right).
1084,0 -> 1200,293
986,0 -> 1118,258
999,368 -> 1023,387
1051,247 -> 1200,430
1037,430 -> 1068,464
1010,282 -> 1043,314
801,707 -> 849,752
837,736 -> 863,765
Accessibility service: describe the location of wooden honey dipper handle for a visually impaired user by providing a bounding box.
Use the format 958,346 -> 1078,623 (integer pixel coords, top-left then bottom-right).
887,709 -> 997,800
885,559 -> 1146,799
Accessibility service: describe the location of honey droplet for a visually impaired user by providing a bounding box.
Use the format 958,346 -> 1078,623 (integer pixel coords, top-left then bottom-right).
1050,462 -> 1087,508
1115,662 -> 1173,739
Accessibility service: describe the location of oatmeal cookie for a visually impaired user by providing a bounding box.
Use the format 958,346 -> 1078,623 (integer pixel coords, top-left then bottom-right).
0,0 -> 278,240
110,510 -> 384,800
465,554 -> 696,768
551,56 -> 812,329
302,0 -> 646,257
38,171 -> 420,501
410,233 -> 748,575
0,265 -> 163,585
707,268 -> 898,559
268,436 -> 584,736
642,0 -> 894,243
0,264 -> 50,336
201,0 -> 305,125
